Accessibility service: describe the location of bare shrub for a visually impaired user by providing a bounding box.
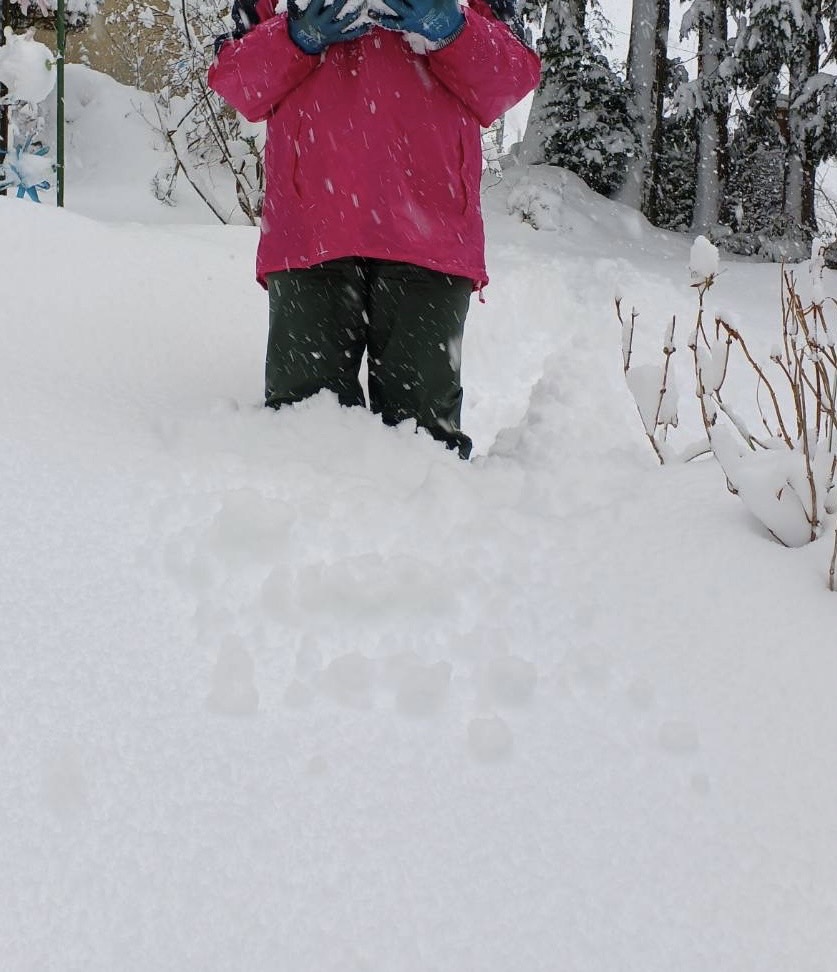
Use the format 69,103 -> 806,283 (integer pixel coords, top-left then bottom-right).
620,237 -> 837,587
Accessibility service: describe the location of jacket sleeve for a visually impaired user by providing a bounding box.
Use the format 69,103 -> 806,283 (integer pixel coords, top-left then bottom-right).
427,5 -> 541,129
207,13 -> 319,123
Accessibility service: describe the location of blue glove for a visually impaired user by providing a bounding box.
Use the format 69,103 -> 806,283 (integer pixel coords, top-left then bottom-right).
288,0 -> 371,54
371,0 -> 464,43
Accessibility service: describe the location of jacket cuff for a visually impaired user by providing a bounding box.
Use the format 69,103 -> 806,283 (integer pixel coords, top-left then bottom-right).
427,16 -> 466,50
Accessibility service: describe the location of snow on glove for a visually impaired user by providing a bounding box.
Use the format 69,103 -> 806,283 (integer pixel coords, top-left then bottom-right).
371,0 -> 464,44
288,0 -> 371,54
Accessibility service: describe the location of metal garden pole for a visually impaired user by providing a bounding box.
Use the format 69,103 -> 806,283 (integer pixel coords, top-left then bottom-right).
56,0 -> 65,206
0,0 -> 9,197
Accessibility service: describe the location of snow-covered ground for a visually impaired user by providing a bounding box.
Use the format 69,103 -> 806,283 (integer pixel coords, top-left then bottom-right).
3,67 -> 837,971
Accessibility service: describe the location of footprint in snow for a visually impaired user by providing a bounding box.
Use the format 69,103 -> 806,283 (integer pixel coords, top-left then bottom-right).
394,659 -> 452,717
658,720 -> 700,755
318,651 -> 375,709
626,678 -> 656,711
467,715 -> 514,763
42,743 -> 89,816
206,638 -> 260,716
283,679 -> 315,708
477,655 -> 538,708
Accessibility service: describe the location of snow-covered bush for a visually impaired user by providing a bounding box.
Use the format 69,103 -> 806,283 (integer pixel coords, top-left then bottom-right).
689,241 -> 837,549
0,28 -> 56,200
102,0 -> 264,223
507,178 -> 562,230
616,301 -> 684,464
3,0 -> 100,30
620,235 -> 837,585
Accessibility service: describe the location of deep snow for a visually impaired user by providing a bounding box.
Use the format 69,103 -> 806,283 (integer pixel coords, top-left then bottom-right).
3,66 -> 837,972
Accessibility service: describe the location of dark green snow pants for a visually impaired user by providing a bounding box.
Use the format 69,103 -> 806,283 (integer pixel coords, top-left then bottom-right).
265,258 -> 473,459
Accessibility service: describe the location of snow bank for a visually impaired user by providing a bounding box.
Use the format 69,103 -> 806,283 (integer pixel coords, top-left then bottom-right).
3,85 -> 837,971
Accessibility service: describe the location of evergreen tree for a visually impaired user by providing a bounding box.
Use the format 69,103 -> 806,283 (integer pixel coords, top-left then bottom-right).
521,0 -> 637,197
723,77 -> 786,254
737,0 -> 837,244
655,114 -> 698,228
654,59 -> 698,230
520,0 -> 583,164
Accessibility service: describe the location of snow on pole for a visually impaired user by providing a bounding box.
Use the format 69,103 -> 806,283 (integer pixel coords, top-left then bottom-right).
0,1 -> 8,197
57,0 -> 64,206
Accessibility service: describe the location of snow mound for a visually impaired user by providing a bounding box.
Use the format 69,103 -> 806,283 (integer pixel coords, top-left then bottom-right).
3,104 -> 837,971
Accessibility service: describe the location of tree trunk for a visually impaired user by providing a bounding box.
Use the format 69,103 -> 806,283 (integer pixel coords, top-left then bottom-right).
645,0 -> 669,223
785,78 -> 817,235
692,113 -> 722,231
784,0 -> 820,236
800,6 -> 820,234
691,0 -> 728,233
619,0 -> 668,214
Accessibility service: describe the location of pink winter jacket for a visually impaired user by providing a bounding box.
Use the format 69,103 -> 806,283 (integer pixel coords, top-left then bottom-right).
207,0 -> 541,290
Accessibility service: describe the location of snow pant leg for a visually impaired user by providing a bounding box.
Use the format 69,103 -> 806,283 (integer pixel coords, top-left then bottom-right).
366,261 -> 473,459
265,260 -> 367,410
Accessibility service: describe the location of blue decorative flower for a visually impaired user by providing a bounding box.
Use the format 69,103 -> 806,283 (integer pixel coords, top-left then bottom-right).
0,133 -> 53,202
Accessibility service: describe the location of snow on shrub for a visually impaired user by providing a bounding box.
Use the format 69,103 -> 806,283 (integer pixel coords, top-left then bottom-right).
507,179 -> 561,231
8,0 -> 101,27
619,235 -> 837,587
0,29 -> 57,202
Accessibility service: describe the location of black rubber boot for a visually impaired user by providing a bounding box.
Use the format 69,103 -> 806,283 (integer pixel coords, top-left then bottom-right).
366,260 -> 473,459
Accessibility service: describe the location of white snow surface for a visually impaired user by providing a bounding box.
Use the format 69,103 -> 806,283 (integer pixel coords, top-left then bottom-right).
3,68 -> 837,972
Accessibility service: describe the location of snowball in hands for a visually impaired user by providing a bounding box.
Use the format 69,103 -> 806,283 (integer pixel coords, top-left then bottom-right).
0,29 -> 56,105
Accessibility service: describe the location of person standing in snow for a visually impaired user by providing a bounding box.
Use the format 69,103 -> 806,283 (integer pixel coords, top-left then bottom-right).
209,0 -> 540,458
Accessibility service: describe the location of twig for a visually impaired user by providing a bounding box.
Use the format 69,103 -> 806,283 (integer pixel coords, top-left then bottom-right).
651,316 -> 676,430
716,318 -> 794,448
155,101 -> 227,224
615,298 -> 636,373
677,440 -> 712,462
830,526 -> 837,591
